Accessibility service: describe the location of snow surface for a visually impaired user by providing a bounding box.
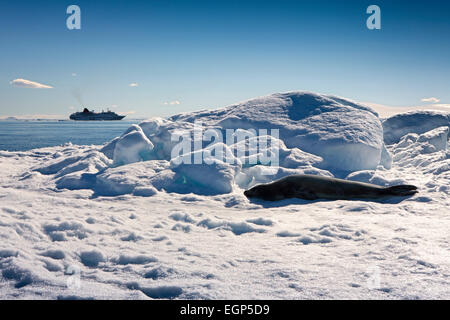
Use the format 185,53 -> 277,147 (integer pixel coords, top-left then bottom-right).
0,92 -> 449,299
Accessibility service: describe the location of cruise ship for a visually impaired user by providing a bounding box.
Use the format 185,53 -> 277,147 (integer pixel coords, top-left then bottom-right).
69,108 -> 126,121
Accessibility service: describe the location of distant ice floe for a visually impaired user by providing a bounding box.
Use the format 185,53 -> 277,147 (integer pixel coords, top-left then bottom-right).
30,92 -> 450,197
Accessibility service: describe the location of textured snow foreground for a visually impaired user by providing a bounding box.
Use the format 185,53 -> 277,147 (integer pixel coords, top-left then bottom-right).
0,92 -> 449,299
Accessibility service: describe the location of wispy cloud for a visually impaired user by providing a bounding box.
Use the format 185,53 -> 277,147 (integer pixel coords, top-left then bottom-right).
421,97 -> 440,103
71,73 -> 77,77
10,78 -> 53,89
164,100 -> 181,105
129,82 -> 138,87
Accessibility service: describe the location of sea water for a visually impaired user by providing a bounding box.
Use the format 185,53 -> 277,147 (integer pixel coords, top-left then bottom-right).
0,120 -> 139,151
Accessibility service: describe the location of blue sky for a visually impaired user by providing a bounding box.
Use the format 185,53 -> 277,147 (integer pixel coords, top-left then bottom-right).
0,0 -> 449,118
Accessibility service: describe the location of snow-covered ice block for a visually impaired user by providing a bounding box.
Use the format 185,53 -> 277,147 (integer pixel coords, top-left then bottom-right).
139,117 -> 170,137
122,92 -> 385,171
171,142 -> 240,167
417,126 -> 448,152
176,92 -> 383,171
113,128 -> 155,166
380,144 -> 393,169
56,172 -> 97,190
35,150 -> 111,176
227,131 -> 282,167
170,156 -> 240,195
120,124 -> 142,137
390,126 -> 449,170
280,147 -> 324,169
34,154 -> 86,175
345,170 -> 406,187
96,160 -> 170,196
395,133 -> 419,149
383,111 -> 450,144
55,151 -> 111,178
100,137 -> 119,159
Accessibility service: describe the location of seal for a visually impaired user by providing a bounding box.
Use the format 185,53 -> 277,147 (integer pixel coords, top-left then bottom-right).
243,174 -> 418,201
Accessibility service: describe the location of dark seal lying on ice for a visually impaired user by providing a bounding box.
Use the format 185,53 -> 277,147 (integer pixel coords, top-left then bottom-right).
244,174 -> 418,201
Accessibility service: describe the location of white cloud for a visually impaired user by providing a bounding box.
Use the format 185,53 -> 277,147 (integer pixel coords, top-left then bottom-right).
421,97 -> 440,103
164,100 -> 181,105
129,83 -> 138,87
10,78 -> 53,89
72,73 -> 77,77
